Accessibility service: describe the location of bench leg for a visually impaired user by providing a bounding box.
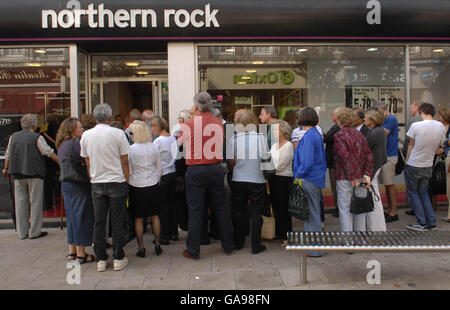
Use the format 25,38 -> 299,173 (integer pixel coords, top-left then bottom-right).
299,252 -> 307,285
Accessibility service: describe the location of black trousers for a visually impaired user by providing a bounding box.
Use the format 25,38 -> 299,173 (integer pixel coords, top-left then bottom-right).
231,181 -> 265,251
270,175 -> 293,240
91,182 -> 128,261
159,172 -> 178,240
186,164 -> 234,258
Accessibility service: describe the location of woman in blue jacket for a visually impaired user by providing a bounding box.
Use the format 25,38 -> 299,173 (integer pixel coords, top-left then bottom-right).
293,107 -> 327,257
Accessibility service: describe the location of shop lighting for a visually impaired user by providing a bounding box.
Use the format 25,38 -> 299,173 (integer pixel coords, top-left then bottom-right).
433,49 -> 444,53
297,48 -> 308,52
34,49 -> 47,54
136,71 -> 149,75
27,63 -> 42,67
252,61 -> 264,65
366,48 -> 378,52
237,82 -> 247,85
246,70 -> 256,73
225,48 -> 235,52
241,76 -> 251,80
125,62 -> 140,67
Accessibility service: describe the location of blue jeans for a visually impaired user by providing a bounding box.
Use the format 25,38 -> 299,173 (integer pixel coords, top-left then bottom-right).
61,182 -> 94,246
404,165 -> 436,227
302,179 -> 323,257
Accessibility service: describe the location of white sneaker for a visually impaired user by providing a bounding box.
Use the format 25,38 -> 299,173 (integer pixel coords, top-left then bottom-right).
114,257 -> 128,271
97,260 -> 107,272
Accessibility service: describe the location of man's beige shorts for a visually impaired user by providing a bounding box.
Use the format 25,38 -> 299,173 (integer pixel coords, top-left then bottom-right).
379,156 -> 398,185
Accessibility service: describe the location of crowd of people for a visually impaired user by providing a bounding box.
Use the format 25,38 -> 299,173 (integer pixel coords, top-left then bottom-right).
2,92 -> 449,271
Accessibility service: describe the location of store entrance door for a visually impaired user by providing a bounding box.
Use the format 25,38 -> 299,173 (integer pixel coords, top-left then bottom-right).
91,79 -> 169,123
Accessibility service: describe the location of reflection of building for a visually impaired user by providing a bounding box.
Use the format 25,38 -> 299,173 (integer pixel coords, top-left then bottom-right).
0,1 -> 449,216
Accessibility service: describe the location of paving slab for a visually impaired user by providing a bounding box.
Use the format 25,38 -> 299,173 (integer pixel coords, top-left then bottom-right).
142,273 -> 190,290
188,271 -> 236,290
235,269 -> 283,290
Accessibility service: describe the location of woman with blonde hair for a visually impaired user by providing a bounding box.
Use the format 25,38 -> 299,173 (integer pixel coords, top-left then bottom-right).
149,116 -> 178,244
128,120 -> 163,257
56,117 -> 95,264
228,110 -> 268,254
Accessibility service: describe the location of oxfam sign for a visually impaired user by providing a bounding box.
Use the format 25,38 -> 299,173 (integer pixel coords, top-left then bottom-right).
233,70 -> 295,85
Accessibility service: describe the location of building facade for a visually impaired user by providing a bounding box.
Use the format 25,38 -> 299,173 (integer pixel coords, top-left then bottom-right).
0,0 -> 449,215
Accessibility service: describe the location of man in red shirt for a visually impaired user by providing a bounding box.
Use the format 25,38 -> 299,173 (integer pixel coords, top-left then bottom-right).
178,92 -> 234,259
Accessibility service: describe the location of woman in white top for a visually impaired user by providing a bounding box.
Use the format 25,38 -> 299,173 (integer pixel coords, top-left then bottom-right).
270,120 -> 294,245
149,116 -> 179,244
128,121 -> 163,257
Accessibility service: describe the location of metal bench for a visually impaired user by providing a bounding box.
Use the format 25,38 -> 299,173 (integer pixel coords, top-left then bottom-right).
285,231 -> 450,284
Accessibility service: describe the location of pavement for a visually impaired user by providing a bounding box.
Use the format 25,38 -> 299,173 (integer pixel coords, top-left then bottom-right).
0,206 -> 449,290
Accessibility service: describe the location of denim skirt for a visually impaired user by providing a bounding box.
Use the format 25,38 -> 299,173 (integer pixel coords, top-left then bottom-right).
61,182 -> 94,246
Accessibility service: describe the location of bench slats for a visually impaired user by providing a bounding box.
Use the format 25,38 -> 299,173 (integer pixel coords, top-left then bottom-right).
286,231 -> 450,251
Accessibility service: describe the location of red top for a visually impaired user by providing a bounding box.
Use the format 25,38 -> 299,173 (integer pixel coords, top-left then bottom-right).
178,113 -> 224,166
333,127 -> 374,181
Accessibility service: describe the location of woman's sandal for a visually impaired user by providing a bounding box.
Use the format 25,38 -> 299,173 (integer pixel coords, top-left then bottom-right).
76,254 -> 96,264
66,253 -> 77,261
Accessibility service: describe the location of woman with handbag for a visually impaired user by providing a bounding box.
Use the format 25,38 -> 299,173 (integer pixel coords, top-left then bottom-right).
270,119 -> 293,245
293,107 -> 327,257
363,109 -> 387,231
334,108 -> 374,232
56,118 -> 95,264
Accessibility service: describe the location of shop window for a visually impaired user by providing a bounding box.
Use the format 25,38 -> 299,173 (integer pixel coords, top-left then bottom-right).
198,45 -> 405,135
409,46 -> 450,109
0,47 -> 70,157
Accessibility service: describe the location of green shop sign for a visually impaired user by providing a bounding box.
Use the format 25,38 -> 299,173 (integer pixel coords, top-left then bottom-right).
233,70 -> 295,85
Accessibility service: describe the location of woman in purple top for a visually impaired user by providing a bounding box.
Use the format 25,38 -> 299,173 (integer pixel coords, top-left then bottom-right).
56,118 -> 95,264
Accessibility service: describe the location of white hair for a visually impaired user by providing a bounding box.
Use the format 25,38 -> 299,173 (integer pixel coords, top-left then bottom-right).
20,114 -> 38,130
93,104 -> 112,123
178,109 -> 191,122
193,92 -> 212,113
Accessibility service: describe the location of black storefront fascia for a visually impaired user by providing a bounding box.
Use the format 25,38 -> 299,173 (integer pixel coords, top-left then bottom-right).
0,0 -> 448,43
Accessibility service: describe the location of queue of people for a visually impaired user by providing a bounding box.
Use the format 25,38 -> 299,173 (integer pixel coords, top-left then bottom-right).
2,94 -> 449,271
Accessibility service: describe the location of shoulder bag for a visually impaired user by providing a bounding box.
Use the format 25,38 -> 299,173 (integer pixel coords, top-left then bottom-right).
59,139 -> 90,184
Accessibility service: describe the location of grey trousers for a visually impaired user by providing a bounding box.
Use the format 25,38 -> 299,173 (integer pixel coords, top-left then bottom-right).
14,178 -> 44,239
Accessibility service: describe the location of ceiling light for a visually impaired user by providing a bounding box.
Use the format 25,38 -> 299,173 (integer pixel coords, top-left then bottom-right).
366,48 -> 378,52
27,63 -> 42,67
225,48 -> 235,52
297,48 -> 308,52
246,70 -> 256,73
252,61 -> 264,65
241,76 -> 251,80
136,71 -> 149,75
34,49 -> 47,54
125,62 -> 140,67
237,82 -> 247,85
433,48 -> 444,53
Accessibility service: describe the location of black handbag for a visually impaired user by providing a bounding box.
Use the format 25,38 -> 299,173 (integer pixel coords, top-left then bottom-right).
288,179 -> 309,221
350,185 -> 379,215
59,139 -> 90,184
395,148 -> 405,176
430,157 -> 446,195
